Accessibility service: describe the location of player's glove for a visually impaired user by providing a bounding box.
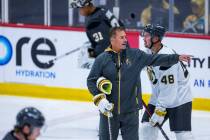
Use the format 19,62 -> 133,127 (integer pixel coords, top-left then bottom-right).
93,94 -> 114,116
88,47 -> 96,58
150,106 -> 166,126
96,77 -> 112,95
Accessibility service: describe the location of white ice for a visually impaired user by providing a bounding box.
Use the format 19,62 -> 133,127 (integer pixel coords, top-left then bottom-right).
0,95 -> 210,140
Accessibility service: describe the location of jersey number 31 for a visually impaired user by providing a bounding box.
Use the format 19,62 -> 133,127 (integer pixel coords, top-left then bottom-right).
93,32 -> 103,42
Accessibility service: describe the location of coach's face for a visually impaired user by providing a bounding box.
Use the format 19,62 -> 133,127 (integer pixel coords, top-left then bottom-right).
111,30 -> 127,52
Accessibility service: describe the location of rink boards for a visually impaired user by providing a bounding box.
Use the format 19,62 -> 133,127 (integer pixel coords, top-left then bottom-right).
0,24 -> 210,111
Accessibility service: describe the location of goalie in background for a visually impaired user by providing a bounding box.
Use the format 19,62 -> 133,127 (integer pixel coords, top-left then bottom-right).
141,24 -> 193,140
69,0 -> 123,69
2,107 -> 45,140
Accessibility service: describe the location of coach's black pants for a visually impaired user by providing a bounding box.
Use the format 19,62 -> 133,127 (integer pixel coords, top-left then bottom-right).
99,111 -> 139,140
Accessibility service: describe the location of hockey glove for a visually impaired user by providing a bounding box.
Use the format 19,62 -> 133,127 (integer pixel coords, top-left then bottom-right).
93,94 -> 114,116
96,77 -> 112,95
150,106 -> 166,126
88,48 -> 96,58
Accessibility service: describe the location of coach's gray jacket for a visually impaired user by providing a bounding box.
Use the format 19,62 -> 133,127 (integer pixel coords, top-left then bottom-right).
87,47 -> 179,115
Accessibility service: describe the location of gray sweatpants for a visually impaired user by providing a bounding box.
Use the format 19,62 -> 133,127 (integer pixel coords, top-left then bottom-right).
99,111 -> 139,140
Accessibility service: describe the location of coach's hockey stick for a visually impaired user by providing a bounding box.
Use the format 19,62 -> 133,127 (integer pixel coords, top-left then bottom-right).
107,111 -> 113,140
142,99 -> 170,140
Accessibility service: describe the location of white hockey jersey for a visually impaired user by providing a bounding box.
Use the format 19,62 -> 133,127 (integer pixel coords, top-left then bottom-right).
147,45 -> 193,108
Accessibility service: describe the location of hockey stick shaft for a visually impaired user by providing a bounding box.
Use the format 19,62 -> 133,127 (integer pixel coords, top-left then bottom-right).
47,47 -> 81,64
142,99 -> 170,140
107,112 -> 113,140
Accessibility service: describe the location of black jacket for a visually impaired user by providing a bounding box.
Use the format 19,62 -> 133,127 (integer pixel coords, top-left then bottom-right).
87,47 -> 179,114
3,131 -> 18,140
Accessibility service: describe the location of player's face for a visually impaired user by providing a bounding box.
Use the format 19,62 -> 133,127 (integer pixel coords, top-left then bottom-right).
143,32 -> 152,49
111,30 -> 127,52
79,7 -> 89,16
27,127 -> 42,140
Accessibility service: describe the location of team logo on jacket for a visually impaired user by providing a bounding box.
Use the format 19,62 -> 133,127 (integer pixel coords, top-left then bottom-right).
126,58 -> 131,66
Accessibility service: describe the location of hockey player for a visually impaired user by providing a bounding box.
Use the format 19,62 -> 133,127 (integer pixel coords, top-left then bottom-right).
87,26 -> 192,140
3,107 -> 45,140
69,0 -> 123,68
69,0 -> 123,58
141,24 -> 194,140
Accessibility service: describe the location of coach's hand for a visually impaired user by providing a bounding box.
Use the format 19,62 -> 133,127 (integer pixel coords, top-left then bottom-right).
179,54 -> 193,64
93,94 -> 114,116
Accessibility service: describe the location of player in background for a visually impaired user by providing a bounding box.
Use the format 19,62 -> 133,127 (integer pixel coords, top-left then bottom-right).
3,107 -> 45,140
69,0 -> 124,68
141,24 -> 194,140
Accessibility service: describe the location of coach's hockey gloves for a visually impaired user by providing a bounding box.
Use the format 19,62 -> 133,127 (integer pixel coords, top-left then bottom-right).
93,93 -> 114,116
96,77 -> 112,95
150,106 -> 166,126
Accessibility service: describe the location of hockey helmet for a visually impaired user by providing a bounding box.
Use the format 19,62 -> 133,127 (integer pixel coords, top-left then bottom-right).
69,0 -> 92,8
16,107 -> 45,128
142,24 -> 166,40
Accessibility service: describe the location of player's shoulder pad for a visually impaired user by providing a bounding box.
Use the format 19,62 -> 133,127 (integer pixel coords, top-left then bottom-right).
86,7 -> 107,29
158,45 -> 174,70
94,6 -> 107,16
159,45 -> 174,55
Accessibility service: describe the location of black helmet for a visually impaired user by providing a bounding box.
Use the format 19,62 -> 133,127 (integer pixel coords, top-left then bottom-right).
142,24 -> 166,40
69,0 -> 92,8
16,107 -> 45,128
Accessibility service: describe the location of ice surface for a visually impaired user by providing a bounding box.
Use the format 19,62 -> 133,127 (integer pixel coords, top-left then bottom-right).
0,95 -> 210,140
